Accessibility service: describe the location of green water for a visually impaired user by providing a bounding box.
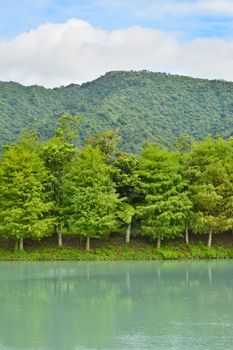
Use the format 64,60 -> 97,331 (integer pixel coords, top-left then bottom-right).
0,261 -> 232,350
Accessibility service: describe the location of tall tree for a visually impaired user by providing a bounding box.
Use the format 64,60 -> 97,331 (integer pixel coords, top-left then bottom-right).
112,152 -> 139,243
63,146 -> 119,250
42,115 -> 79,246
137,144 -> 191,248
0,132 -> 52,251
186,137 -> 233,247
174,133 -> 194,244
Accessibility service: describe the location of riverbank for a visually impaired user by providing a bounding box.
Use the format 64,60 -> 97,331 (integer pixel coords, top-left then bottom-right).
0,236 -> 233,261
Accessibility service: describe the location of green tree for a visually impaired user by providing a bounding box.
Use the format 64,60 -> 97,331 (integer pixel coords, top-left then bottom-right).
42,115 -> 79,246
85,130 -> 121,160
0,132 -> 52,251
186,137 -> 233,247
173,133 -> 193,154
116,202 -> 135,243
137,144 -> 191,248
174,134 -> 194,245
63,146 -> 119,250
112,152 -> 139,243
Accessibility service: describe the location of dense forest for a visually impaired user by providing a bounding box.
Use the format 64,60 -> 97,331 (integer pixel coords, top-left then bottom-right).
1,115 -> 233,254
1,71 -> 233,152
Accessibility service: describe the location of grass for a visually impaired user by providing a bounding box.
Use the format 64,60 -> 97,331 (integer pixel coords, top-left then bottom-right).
0,235 -> 233,261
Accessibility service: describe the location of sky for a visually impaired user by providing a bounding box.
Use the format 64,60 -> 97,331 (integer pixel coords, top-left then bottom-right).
0,0 -> 233,87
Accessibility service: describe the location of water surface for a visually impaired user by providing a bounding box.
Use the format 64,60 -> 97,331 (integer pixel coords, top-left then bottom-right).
0,261 -> 232,350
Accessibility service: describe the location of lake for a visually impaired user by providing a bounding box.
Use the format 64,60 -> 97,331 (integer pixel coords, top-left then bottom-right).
0,261 -> 232,350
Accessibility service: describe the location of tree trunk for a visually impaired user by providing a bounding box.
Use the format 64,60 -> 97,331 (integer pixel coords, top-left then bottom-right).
207,229 -> 212,248
157,236 -> 161,249
126,222 -> 131,243
185,226 -> 189,245
19,238 -> 24,251
58,233 -> 62,247
86,236 -> 90,251
58,225 -> 62,247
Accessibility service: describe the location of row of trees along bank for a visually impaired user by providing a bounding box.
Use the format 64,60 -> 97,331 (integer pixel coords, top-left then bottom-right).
0,115 -> 233,251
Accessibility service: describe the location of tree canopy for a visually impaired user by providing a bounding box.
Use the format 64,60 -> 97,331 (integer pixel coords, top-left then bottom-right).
63,146 -> 119,250
0,122 -> 233,251
0,132 -> 52,250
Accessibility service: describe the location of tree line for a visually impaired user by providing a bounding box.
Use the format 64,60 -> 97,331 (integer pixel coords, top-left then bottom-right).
0,115 -> 233,251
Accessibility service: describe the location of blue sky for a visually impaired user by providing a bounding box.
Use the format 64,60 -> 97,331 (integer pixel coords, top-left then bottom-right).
0,0 -> 233,86
1,0 -> 232,40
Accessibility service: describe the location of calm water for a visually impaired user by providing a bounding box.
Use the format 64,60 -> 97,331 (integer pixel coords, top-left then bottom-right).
0,261 -> 232,350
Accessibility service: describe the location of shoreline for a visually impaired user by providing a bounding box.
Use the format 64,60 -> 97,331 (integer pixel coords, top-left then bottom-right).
0,238 -> 232,261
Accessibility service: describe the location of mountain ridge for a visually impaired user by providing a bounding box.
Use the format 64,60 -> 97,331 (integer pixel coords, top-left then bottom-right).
1,70 -> 233,152
1,70 -> 233,89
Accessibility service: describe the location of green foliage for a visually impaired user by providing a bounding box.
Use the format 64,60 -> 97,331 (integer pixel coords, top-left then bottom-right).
186,137 -> 233,240
0,133 -> 53,243
0,239 -> 233,261
112,152 -> 139,226
41,115 -> 79,228
85,130 -> 121,158
116,202 -> 135,225
137,144 -> 192,243
173,133 -> 193,153
112,152 -> 139,202
2,71 -> 233,152
55,114 -> 80,143
63,146 -> 119,240
1,122 -> 233,255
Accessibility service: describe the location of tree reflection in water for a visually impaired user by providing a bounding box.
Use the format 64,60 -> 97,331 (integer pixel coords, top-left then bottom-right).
0,261 -> 232,350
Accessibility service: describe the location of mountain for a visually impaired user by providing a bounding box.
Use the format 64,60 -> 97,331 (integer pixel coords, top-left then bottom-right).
1,71 -> 233,152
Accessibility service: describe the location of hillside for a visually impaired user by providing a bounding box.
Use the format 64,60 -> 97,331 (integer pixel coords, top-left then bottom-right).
1,71 -> 233,152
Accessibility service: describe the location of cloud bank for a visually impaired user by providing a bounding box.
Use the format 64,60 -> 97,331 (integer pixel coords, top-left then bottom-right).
0,18 -> 232,87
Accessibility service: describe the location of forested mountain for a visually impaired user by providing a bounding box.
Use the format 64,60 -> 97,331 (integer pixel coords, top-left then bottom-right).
1,71 -> 233,152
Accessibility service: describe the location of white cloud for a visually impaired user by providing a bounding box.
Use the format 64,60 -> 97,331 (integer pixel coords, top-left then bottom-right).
0,18 -> 233,87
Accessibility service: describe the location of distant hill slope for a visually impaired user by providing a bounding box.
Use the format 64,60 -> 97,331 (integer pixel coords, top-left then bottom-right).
1,71 -> 233,152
